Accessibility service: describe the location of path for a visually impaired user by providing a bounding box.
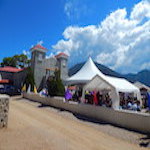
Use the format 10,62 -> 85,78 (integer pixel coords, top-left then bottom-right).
0,98 -> 146,150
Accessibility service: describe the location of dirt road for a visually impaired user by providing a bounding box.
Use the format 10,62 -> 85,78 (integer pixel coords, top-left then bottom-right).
0,98 -> 145,150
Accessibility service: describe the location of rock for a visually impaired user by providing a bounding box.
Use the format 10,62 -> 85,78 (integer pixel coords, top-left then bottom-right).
0,94 -> 9,128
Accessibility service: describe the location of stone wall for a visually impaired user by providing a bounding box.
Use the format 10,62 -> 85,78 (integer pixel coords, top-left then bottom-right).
0,94 -> 9,128
31,48 -> 69,89
23,93 -> 150,134
56,57 -> 68,80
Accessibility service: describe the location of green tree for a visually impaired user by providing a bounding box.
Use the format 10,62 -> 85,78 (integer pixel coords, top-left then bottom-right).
1,54 -> 30,68
1,57 -> 16,67
55,70 -> 65,96
47,77 -> 57,96
15,54 -> 30,68
47,70 -> 65,97
24,67 -> 35,91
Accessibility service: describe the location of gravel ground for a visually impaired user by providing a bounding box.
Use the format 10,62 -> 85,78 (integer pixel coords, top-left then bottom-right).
0,97 -> 148,150
21,98 -> 148,146
39,103 -> 150,147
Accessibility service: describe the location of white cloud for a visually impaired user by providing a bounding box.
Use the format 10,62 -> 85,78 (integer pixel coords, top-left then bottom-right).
130,0 -> 150,23
54,0 -> 150,73
64,0 -> 88,20
141,62 -> 150,70
46,53 -> 55,59
23,50 -> 30,58
64,0 -> 72,18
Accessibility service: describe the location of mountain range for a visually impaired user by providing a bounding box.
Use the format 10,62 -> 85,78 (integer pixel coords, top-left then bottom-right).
68,62 -> 150,87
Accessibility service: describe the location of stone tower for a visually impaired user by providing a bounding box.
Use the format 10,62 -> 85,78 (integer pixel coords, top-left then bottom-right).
55,53 -> 68,81
30,44 -> 68,89
30,44 -> 47,88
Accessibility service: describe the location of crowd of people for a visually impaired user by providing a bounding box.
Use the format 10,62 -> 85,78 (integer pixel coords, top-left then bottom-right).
119,92 -> 150,111
40,86 -> 150,112
65,86 -> 150,112
84,91 -> 112,107
120,99 -> 141,111
119,92 -> 137,110
65,87 -> 112,107
65,87 -> 82,102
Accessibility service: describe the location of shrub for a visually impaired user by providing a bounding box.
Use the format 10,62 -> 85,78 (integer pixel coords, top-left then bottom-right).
24,67 -> 35,91
47,70 -> 65,97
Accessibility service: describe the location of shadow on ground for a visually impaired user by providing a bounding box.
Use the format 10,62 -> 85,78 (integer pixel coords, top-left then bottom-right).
139,135 -> 150,148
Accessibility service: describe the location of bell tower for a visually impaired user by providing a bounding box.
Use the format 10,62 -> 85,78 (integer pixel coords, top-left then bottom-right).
55,52 -> 68,81
30,44 -> 47,88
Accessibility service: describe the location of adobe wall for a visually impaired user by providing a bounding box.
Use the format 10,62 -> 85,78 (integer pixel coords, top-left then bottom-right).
23,93 -> 150,134
0,94 -> 9,128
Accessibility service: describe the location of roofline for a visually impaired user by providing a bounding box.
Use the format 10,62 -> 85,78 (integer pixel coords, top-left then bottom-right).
0,67 -> 25,73
84,74 -> 115,91
65,79 -> 89,85
30,48 -> 47,53
55,53 -> 68,59
134,81 -> 150,91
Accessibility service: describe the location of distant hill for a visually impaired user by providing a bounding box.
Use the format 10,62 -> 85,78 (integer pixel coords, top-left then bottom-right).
69,62 -> 123,78
124,70 -> 150,87
69,62 -> 150,87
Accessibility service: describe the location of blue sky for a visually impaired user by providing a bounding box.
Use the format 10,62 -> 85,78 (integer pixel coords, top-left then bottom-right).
0,0 -> 149,73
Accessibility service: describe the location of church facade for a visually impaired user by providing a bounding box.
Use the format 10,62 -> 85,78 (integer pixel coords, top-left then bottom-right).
30,44 -> 68,90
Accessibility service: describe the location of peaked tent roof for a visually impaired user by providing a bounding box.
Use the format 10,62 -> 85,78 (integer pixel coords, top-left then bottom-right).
105,76 -> 139,92
85,75 -> 139,93
66,57 -> 105,84
67,57 -> 140,93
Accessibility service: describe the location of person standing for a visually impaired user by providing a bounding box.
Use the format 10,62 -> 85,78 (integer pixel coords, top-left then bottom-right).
93,90 -> 98,105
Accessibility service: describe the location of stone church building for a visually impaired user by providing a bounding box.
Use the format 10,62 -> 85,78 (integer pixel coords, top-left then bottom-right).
30,44 -> 68,90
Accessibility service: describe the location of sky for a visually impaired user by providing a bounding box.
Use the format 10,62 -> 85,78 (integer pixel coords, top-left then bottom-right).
0,0 -> 150,73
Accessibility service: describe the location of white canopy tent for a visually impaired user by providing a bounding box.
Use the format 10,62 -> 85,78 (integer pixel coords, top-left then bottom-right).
66,57 -> 105,85
66,57 -> 141,109
83,75 -> 141,109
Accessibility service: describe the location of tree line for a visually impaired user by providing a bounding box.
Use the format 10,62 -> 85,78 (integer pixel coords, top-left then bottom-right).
0,54 -> 30,68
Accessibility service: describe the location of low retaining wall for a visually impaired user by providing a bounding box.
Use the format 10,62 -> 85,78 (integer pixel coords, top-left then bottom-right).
23,93 -> 150,134
0,94 -> 9,128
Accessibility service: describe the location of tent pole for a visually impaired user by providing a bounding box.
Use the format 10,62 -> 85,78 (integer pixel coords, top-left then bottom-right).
111,89 -> 120,110
136,91 -> 142,107
81,87 -> 85,103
